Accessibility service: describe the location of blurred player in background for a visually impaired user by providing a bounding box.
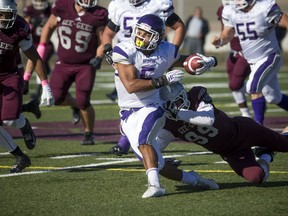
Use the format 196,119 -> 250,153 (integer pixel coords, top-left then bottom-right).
23,0 -> 55,100
101,0 -> 186,156
25,0 -> 108,145
212,0 -> 288,126
0,0 -> 54,172
216,0 -> 251,118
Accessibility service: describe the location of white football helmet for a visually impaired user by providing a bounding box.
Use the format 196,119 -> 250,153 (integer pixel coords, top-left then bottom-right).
232,0 -> 256,10
131,14 -> 164,51
0,0 -> 17,29
159,82 -> 190,120
32,0 -> 48,10
76,0 -> 97,8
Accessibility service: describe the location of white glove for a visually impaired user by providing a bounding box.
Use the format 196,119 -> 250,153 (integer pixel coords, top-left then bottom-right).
195,53 -> 217,75
41,85 -> 55,106
165,69 -> 185,84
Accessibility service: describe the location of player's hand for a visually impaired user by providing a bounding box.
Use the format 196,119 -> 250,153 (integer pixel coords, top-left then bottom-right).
90,57 -> 102,70
41,85 -> 54,106
104,44 -> 113,65
23,80 -> 29,95
196,53 -> 217,75
165,70 -> 184,84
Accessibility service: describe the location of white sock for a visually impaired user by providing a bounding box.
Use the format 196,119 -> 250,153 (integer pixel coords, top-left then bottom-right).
240,107 -> 251,117
146,168 -> 160,187
181,171 -> 197,186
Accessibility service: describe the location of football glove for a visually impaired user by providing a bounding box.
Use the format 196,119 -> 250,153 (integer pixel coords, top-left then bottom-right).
41,85 -> 54,106
195,53 -> 217,75
104,44 -> 113,65
89,57 -> 102,70
152,70 -> 184,88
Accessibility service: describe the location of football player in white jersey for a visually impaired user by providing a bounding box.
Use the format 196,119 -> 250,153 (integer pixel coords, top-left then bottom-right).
102,0 -> 185,101
112,14 -> 217,198
211,0 -> 288,126
101,0 -> 186,157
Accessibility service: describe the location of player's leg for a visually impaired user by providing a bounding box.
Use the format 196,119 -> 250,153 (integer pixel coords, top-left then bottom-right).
75,65 -> 96,145
0,127 -> 31,173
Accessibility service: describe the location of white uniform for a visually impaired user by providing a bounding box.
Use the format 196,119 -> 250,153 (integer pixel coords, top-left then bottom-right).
112,40 -> 180,161
108,0 -> 174,42
222,0 -> 283,102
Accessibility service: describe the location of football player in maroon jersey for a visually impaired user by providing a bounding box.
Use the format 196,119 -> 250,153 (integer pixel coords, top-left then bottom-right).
25,0 -> 108,145
157,82 -> 288,184
0,0 -> 54,173
23,0 -> 55,100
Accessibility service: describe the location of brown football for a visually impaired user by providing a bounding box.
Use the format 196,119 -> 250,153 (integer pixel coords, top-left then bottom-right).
183,54 -> 203,75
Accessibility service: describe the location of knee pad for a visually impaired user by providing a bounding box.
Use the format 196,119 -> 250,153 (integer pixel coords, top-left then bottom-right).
2,114 -> 25,129
262,87 -> 282,104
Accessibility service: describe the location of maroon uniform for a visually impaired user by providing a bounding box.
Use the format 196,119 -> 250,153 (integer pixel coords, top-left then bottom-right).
49,0 -> 108,108
217,5 -> 250,92
52,0 -> 108,64
0,16 -> 31,120
162,86 -> 288,183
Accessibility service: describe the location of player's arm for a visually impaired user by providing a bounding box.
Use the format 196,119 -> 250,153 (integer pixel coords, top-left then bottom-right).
278,12 -> 288,30
90,26 -> 106,70
165,13 -> 186,49
211,25 -> 235,48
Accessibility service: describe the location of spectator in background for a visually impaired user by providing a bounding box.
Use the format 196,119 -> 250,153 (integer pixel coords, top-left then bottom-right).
216,1 -> 252,117
25,0 -> 108,145
23,0 -> 55,100
184,6 -> 209,54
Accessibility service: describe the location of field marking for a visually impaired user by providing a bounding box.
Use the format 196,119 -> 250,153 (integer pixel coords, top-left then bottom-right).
1,151 -> 288,177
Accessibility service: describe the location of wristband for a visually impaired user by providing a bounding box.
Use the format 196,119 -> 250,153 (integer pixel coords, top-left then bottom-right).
24,72 -> 32,81
41,79 -> 49,86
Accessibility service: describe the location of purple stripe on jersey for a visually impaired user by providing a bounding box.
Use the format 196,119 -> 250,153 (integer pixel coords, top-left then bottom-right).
113,46 -> 129,59
250,52 -> 276,93
138,106 -> 164,145
268,3 -> 281,15
164,5 -> 174,13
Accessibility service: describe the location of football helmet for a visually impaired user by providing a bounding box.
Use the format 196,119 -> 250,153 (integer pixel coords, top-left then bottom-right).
132,14 -> 165,51
129,0 -> 146,7
0,0 -> 17,29
32,0 -> 48,10
159,82 -> 190,120
232,0 -> 256,10
76,0 -> 97,8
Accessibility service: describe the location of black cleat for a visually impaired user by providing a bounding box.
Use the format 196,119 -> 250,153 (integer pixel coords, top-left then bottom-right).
81,133 -> 95,145
72,107 -> 81,125
23,98 -> 41,119
164,158 -> 182,167
21,118 -> 36,150
110,145 -> 128,156
10,154 -> 31,173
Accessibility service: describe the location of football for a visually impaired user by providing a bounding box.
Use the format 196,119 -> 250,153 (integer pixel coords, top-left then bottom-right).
183,54 -> 203,75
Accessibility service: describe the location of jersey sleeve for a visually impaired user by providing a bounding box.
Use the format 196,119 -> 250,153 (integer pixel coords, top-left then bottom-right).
222,5 -> 234,28
112,42 -> 134,65
155,0 -> 174,22
107,0 -> 121,26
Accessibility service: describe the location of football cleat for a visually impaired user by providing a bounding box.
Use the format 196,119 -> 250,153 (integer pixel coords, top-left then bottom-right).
81,133 -> 95,145
190,171 -> 219,190
164,158 -> 182,167
110,145 -> 129,156
72,107 -> 81,125
142,185 -> 166,198
21,118 -> 36,150
24,98 -> 41,119
10,154 -> 31,173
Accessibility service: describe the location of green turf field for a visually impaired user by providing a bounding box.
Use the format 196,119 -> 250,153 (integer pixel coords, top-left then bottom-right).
0,64 -> 288,216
